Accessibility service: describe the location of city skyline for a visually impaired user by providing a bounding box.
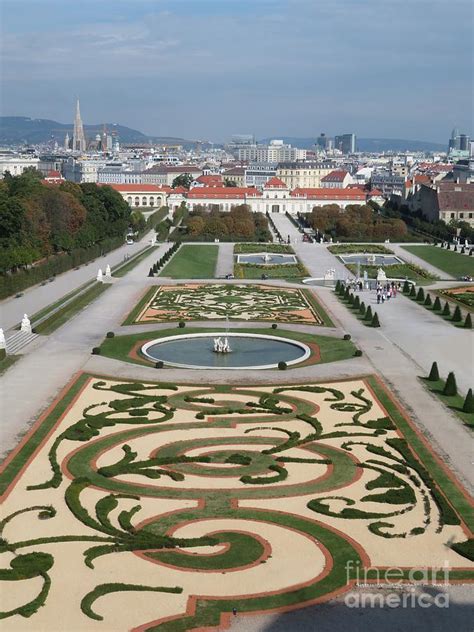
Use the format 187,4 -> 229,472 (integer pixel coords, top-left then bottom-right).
1,0 -> 472,143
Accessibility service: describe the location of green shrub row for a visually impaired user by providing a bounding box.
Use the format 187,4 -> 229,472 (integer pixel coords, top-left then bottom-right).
148,241 -> 181,277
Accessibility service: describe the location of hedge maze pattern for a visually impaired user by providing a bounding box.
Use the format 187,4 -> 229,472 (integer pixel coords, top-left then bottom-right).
129,284 -> 323,325
1,374 -> 472,631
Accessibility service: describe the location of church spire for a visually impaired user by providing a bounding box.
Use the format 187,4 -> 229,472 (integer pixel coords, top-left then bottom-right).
72,98 -> 87,152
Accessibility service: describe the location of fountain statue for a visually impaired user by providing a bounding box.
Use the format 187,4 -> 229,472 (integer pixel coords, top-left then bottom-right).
263,253 -> 271,263
21,314 -> 32,334
213,337 -> 232,353
367,254 -> 376,264
376,267 -> 387,282
97,268 -> 103,282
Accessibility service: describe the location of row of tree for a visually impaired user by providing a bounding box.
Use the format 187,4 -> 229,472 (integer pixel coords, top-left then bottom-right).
0,168 -> 131,274
307,204 -> 408,241
177,204 -> 271,242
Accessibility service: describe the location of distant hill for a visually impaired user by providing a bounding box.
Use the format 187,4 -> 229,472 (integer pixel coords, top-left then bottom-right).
0,116 -> 205,148
259,136 -> 446,152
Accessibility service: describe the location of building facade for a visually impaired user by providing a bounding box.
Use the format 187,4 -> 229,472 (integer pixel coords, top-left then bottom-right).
276,161 -> 335,189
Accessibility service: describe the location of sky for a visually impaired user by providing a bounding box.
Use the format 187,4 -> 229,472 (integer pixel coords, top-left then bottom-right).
1,0 -> 472,143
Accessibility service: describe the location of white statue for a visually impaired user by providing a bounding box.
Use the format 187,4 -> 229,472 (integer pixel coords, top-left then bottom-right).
324,268 -> 336,281
263,253 -> 270,263
376,267 -> 387,282
367,254 -> 376,264
97,268 -> 103,282
0,328 -> 6,349
21,314 -> 32,334
105,264 -> 111,278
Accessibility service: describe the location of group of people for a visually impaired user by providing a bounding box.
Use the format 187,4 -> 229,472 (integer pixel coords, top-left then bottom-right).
375,281 -> 401,304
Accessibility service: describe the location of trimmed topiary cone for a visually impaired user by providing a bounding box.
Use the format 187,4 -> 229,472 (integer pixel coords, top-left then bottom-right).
335,280 -> 341,292
428,361 -> 440,381
359,301 -> 366,316
433,296 -> 442,311
409,284 -> 417,298
354,295 -> 361,309
403,280 -> 410,293
442,301 -> 450,316
463,389 -> 474,413
344,286 -> 350,300
371,312 -> 380,327
148,268 -> 154,277
443,371 -> 457,396
464,313 -> 472,329
365,305 -> 373,321
416,287 -> 425,302
452,305 -> 462,322
348,293 -> 355,305
424,294 -> 432,307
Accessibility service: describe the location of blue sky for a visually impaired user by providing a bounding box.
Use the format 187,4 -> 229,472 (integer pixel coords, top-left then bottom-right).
1,0 -> 472,143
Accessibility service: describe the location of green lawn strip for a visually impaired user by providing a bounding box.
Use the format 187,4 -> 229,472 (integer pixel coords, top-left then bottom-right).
0,373 -> 90,496
121,287 -> 157,325
235,262 -> 308,280
345,262 -> 436,285
328,244 -> 394,255
366,375 -> 474,531
161,245 -> 218,279
98,326 -> 356,367
0,355 -> 19,376
419,378 -> 474,429
402,245 -> 474,278
34,283 -> 110,335
112,245 -> 157,278
234,243 -> 295,254
303,289 -> 334,327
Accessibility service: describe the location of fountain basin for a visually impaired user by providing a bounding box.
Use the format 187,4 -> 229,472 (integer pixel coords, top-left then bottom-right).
339,254 -> 403,266
141,333 -> 310,370
236,254 -> 298,265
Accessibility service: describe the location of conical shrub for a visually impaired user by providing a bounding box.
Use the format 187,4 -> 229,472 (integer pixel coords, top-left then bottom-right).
359,301 -> 366,316
433,296 -> 442,311
464,313 -> 472,329
416,288 -> 425,302
452,306 -> 462,322
463,389 -> 474,413
424,294 -> 432,307
428,361 -> 440,381
365,305 -> 373,321
344,287 -> 350,300
348,293 -> 355,305
403,280 -> 410,293
443,371 -> 457,396
442,301 -> 450,316
148,268 -> 154,277
371,312 -> 380,327
335,280 -> 341,293
409,285 -> 416,298
354,295 -> 361,309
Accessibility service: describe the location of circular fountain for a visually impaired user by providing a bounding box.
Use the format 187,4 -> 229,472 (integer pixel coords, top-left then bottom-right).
236,253 -> 297,265
141,333 -> 310,370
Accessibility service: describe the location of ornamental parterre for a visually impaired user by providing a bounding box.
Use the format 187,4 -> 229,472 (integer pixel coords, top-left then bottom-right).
1,374 -> 472,631
126,284 -> 324,325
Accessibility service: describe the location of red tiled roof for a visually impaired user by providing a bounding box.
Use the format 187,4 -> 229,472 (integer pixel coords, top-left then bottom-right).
187,187 -> 262,199
44,170 -> 62,179
321,169 -> 349,182
264,176 -> 288,188
290,188 -> 366,200
108,184 -> 172,192
195,175 -> 223,186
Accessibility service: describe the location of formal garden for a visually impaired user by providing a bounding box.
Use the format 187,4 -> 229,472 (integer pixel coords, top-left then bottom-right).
402,245 -> 474,279
1,374 -> 472,630
123,284 -> 332,327
160,245 -> 218,279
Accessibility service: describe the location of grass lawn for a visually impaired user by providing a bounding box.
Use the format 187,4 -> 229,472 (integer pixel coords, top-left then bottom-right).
345,262 -> 436,284
403,245 -> 474,278
99,326 -> 356,367
112,245 -> 157,277
420,378 -> 474,429
328,244 -> 393,255
234,243 -> 295,254
161,245 -> 218,278
34,282 -> 110,335
235,262 -> 308,280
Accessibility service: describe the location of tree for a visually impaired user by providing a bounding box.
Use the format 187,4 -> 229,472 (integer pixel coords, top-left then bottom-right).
223,179 -> 237,187
443,372 -> 457,396
172,173 -> 194,189
462,389 -> 474,413
464,313 -> 472,329
428,361 -> 440,381
452,305 -> 462,322
416,287 -> 425,302
403,280 -> 410,293
409,284 -> 417,298
442,301 -> 451,316
424,294 -> 432,307
433,296 -> 442,311
371,312 -> 380,327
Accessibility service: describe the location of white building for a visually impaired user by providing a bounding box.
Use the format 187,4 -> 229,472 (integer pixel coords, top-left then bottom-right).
0,154 -> 40,177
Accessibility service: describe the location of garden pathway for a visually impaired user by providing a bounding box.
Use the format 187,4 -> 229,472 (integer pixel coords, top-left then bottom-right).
215,242 -> 235,277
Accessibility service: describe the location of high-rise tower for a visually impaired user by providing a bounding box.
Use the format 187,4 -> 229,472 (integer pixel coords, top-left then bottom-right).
72,99 -> 87,152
